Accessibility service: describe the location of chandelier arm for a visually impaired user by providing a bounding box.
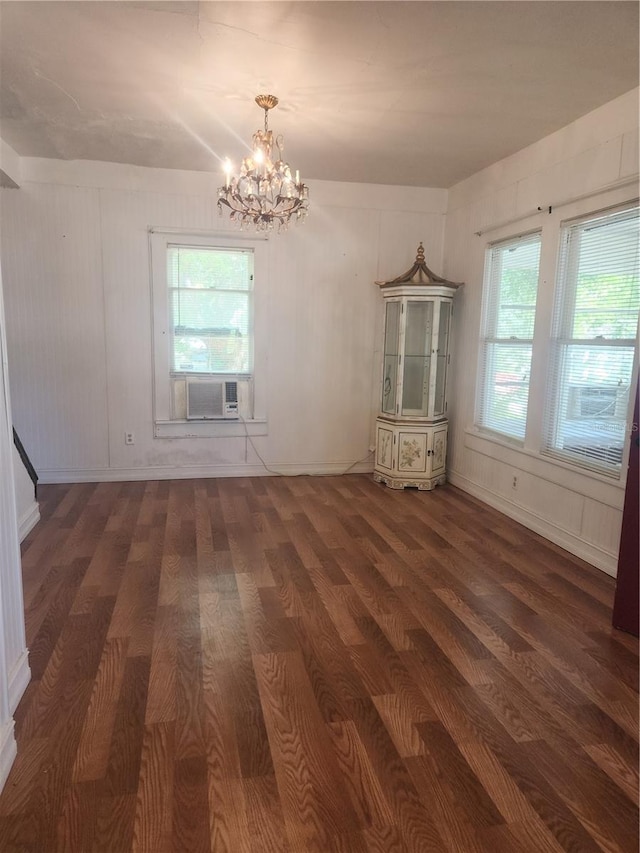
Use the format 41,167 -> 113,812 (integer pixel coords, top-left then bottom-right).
218,193 -> 304,219
229,194 -> 263,214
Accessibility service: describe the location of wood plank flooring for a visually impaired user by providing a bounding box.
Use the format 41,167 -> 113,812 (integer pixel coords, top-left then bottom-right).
0,475 -> 637,852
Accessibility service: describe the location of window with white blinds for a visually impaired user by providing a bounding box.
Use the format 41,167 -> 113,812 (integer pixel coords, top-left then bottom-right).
476,232 -> 541,441
168,244 -> 253,375
543,203 -> 639,473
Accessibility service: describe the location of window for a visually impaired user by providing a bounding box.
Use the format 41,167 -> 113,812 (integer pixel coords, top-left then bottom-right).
544,203 -> 639,473
150,231 -> 268,436
169,244 -> 253,375
476,232 -> 541,441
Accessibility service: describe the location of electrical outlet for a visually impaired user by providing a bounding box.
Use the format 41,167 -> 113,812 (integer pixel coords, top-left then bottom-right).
125,431 -> 135,445
512,475 -> 518,490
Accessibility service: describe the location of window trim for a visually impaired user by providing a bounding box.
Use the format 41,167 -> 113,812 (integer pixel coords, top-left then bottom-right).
149,230 -> 269,437
469,187 -> 639,488
475,229 -> 542,443
542,201 -> 639,476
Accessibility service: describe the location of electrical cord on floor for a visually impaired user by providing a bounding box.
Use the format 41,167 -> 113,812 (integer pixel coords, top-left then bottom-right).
238,414 -> 374,477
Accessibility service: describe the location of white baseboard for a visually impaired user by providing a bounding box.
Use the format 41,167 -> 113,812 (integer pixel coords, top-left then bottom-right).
18,500 -> 40,542
8,649 -> 31,715
0,718 -> 17,794
37,459 -> 375,485
448,470 -> 618,577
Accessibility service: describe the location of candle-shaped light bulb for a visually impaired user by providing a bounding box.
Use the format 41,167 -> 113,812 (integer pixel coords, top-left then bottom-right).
223,158 -> 232,188
295,169 -> 300,185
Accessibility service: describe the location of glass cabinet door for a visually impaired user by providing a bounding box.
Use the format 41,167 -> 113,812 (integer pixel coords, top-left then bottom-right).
433,301 -> 451,416
401,300 -> 433,416
382,301 -> 400,414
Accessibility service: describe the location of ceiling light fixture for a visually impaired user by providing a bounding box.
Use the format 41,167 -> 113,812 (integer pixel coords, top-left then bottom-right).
217,94 -> 309,231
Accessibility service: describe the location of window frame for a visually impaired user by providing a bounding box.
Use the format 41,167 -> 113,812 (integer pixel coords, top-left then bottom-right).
542,202 -> 640,476
149,230 -> 269,438
475,230 -> 542,443
468,188 -> 639,491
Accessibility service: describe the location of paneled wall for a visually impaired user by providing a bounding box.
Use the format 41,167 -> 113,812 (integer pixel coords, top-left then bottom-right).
13,446 -> 39,543
444,89 -> 639,575
1,165 -> 446,482
0,263 -> 30,791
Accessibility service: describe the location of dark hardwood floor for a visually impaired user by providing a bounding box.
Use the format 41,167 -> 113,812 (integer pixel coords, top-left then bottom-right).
0,475 -> 637,852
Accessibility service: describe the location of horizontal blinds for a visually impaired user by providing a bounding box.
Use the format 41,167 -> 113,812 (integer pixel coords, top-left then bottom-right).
168,245 -> 253,374
476,232 -> 541,440
543,203 -> 639,472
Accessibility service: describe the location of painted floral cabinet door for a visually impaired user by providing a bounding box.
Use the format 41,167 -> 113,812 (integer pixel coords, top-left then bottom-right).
398,432 -> 427,473
375,424 -> 394,471
431,425 -> 447,476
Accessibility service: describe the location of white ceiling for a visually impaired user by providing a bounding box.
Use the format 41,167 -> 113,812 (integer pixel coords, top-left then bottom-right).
0,1 -> 638,188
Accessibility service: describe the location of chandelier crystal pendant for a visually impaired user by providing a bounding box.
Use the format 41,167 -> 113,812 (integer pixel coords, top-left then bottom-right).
217,94 -> 309,232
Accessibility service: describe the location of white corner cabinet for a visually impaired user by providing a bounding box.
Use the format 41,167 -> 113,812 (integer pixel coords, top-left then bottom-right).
373,244 -> 462,490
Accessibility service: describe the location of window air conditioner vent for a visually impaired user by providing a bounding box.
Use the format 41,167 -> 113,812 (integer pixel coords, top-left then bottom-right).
186,380 -> 239,420
567,385 -> 628,420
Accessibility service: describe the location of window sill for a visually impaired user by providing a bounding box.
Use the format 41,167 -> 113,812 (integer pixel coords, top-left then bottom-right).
472,426 -> 525,449
154,418 -> 267,439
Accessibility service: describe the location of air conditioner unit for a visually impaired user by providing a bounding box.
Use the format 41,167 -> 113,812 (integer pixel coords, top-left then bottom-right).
567,385 -> 628,420
186,379 -> 239,420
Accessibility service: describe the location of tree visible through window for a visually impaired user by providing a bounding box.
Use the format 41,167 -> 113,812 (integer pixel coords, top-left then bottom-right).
477,233 -> 541,440
168,245 -> 253,374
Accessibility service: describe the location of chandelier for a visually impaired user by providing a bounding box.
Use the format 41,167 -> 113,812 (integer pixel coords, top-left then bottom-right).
217,94 -> 309,231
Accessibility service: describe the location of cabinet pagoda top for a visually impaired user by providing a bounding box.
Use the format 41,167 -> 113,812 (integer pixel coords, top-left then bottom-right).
376,243 -> 464,289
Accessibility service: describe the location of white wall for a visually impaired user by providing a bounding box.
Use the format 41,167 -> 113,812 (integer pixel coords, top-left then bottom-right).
0,161 -> 447,482
13,446 -> 39,542
444,89 -> 639,575
0,260 -> 30,792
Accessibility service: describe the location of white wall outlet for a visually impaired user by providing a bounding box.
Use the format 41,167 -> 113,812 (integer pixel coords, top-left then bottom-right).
125,431 -> 135,445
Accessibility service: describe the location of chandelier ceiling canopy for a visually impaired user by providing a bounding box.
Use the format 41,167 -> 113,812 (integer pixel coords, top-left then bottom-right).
217,94 -> 309,232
